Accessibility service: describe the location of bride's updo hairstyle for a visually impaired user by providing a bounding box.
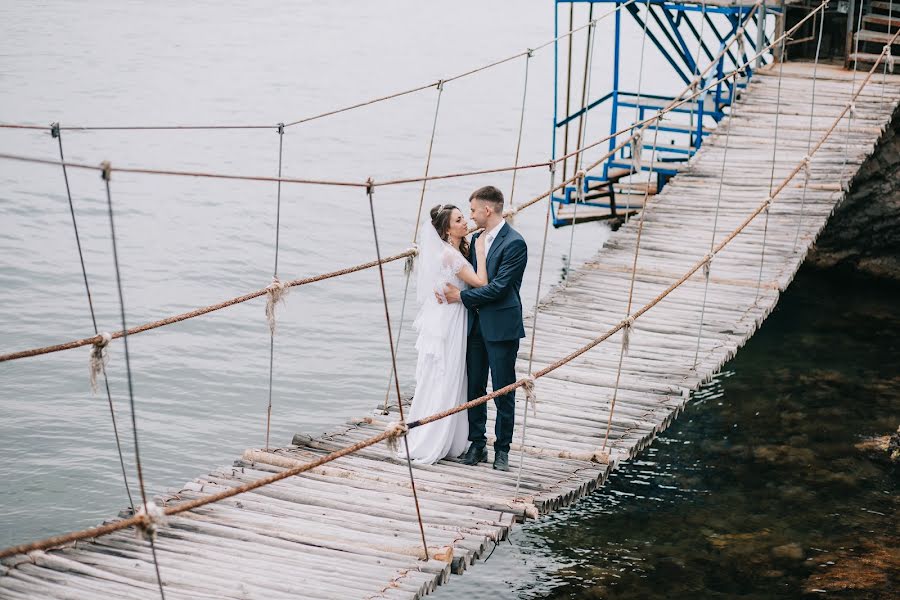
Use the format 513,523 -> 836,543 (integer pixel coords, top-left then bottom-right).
430,204 -> 470,257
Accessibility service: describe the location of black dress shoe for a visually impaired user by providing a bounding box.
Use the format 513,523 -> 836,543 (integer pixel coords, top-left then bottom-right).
493,450 -> 509,472
461,445 -> 488,466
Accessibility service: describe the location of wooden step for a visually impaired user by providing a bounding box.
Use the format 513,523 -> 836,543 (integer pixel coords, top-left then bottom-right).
863,14 -> 900,30
855,29 -> 900,46
870,1 -> 897,13
847,51 -> 890,65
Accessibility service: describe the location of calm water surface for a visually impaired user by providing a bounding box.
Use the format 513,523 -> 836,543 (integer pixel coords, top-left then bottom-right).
2,2 -> 896,599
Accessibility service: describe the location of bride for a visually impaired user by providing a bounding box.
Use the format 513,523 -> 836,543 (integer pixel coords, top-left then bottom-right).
401,203 -> 488,464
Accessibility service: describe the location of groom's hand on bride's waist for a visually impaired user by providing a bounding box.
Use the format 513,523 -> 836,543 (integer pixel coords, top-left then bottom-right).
435,284 -> 461,304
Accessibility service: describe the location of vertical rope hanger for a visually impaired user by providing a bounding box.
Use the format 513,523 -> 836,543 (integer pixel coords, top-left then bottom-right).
365,179 -> 429,561
882,2 -> 896,108
687,2 -> 708,156
100,164 -> 167,600
264,123 -> 286,451
841,0 -> 866,185
513,162 -> 557,499
380,81 -> 445,414
793,6 -> 826,252
692,71 -> 740,371
757,24 -> 787,302
601,0 -> 656,454
508,50 -> 534,221
51,123 -> 135,513
561,4 -> 577,182
563,11 -> 597,285
623,0 -> 653,220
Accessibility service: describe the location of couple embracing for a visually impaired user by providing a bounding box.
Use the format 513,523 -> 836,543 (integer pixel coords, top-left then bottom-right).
401,186 -> 527,471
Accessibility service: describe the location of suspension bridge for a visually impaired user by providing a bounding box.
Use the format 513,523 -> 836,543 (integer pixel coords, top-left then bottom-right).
1,1 -> 899,598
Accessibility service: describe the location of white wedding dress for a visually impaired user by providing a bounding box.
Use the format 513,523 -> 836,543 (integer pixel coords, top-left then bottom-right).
401,220 -> 471,464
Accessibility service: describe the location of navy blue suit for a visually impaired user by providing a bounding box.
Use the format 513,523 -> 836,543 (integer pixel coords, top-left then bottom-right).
461,222 -> 527,453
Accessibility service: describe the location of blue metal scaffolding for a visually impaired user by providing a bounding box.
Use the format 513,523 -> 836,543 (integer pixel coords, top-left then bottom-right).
551,0 -> 781,227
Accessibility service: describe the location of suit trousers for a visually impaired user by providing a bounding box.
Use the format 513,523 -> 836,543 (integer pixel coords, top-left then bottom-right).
466,315 -> 520,453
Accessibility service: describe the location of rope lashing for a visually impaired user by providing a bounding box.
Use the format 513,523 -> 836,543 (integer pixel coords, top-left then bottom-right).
621,316 -> 635,355
885,45 -> 895,74
630,129 -> 643,172
736,27 -> 746,58
802,155 -> 812,179
100,160 -> 112,182
522,375 -> 537,417
849,102 -> 857,118
264,276 -> 289,335
702,253 -> 713,279
404,244 -> 418,276
88,332 -> 113,393
135,501 -> 168,541
384,421 -> 409,453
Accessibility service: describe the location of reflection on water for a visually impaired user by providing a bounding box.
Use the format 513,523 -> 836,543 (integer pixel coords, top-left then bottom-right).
444,267 -> 899,599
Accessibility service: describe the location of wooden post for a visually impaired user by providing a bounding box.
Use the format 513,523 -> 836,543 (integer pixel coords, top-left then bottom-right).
756,1 -> 768,69
774,0 -> 786,63
845,0 -> 857,69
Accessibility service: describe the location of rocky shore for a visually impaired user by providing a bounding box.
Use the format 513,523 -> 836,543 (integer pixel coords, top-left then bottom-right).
808,106 -> 900,280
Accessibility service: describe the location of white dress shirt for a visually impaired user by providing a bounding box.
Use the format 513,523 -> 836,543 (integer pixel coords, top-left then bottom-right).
483,219 -> 506,257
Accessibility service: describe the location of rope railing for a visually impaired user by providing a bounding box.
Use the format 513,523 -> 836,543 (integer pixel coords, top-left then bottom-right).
3,21 -> 893,560
0,1 -> 824,366
0,248 -> 417,363
0,2 -> 636,135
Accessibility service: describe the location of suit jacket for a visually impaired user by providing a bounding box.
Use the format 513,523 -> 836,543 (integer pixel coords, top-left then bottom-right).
460,222 -> 527,341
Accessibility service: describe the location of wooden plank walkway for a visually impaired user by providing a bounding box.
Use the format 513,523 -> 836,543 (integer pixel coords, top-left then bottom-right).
1,62 -> 898,600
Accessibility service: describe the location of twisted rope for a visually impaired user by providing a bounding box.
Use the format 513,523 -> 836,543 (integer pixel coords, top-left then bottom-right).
380,81 -> 444,414
366,179 -> 429,561
101,165 -> 167,599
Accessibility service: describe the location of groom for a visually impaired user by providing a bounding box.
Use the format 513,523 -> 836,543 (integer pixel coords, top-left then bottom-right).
443,185 -> 527,471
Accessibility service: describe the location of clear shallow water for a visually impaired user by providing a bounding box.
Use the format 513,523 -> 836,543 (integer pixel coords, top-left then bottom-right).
443,268 -> 899,599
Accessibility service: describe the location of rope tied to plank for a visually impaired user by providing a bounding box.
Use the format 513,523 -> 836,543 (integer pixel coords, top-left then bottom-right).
384,421 -> 409,453
88,332 -> 113,393
135,501 -> 168,541
264,276 -> 289,334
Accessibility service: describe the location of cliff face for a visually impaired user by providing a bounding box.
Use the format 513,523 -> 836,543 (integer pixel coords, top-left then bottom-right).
808,108 -> 900,280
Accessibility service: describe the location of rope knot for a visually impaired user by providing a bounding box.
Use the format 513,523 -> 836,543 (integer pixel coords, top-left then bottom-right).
849,102 -> 857,118
702,253 -> 713,279
764,196 -> 773,211
276,122 -> 284,135
89,332 -> 113,393
265,276 -> 289,334
522,375 -> 537,417
526,48 -> 534,58
366,177 -> 375,196
885,45 -> 895,74
385,421 -> 409,453
549,160 -> 557,174
630,129 -> 643,172
404,247 -> 417,276
436,79 -> 445,92
135,501 -> 168,541
622,316 -> 635,355
802,154 -> 812,179
50,122 -> 60,139
100,161 -> 112,181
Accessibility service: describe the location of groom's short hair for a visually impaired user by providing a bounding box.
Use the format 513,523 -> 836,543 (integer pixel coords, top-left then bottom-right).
470,186 -> 505,214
